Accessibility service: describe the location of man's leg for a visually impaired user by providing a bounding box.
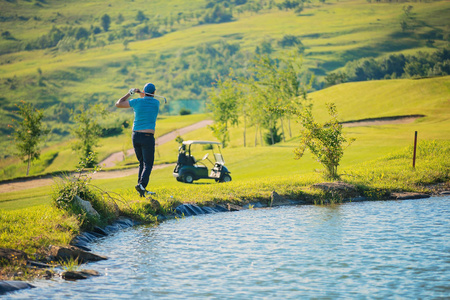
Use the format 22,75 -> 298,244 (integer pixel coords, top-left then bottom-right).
139,133 -> 155,189
132,132 -> 144,185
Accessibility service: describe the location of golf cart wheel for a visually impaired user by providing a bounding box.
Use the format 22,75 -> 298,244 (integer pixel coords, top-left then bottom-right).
176,177 -> 183,182
220,174 -> 232,183
183,173 -> 194,184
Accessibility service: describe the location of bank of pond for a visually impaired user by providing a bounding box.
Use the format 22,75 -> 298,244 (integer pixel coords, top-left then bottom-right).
1,181 -> 449,297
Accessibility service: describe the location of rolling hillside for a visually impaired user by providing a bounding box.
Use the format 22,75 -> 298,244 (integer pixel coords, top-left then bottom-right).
0,0 -> 449,159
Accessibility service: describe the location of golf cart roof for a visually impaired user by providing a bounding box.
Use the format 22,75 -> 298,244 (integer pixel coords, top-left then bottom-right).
182,140 -> 222,146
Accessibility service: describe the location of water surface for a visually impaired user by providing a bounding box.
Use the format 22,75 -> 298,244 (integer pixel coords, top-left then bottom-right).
8,197 -> 450,299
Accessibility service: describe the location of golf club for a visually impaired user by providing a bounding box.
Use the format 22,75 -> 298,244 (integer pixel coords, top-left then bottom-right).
153,95 -> 167,104
129,88 -> 167,103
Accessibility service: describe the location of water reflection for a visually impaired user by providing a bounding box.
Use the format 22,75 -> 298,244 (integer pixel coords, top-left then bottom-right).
7,197 -> 450,299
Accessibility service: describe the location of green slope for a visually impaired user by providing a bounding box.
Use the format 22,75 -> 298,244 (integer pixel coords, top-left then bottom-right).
0,0 -> 449,160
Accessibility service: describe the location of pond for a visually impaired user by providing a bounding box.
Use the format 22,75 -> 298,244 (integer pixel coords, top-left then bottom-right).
7,197 -> 450,299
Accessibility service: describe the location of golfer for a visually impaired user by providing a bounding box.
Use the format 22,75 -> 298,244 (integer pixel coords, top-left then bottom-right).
115,83 -> 160,197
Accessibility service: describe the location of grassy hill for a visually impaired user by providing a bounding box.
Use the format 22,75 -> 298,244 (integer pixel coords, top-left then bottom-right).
0,0 -> 449,159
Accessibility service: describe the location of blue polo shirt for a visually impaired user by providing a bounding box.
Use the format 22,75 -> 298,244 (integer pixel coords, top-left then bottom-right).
129,96 -> 160,131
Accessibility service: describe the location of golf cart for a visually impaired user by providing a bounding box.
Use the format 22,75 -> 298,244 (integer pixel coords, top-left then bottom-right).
173,140 -> 232,184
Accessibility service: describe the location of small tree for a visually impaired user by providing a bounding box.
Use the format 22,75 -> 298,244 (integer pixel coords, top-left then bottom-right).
71,104 -> 108,168
209,73 -> 240,147
101,14 -> 111,32
12,101 -> 48,175
294,103 -> 355,179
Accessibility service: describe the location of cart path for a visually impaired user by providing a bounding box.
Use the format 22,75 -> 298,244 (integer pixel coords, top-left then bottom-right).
0,120 -> 213,194
0,163 -> 176,194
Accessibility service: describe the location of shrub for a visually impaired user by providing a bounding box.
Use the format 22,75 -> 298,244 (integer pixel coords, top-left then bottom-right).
264,126 -> 283,145
295,103 -> 355,179
52,155 -> 119,230
179,108 -> 191,115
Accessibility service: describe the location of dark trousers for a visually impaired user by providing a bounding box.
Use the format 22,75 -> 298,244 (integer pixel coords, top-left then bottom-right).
132,131 -> 155,189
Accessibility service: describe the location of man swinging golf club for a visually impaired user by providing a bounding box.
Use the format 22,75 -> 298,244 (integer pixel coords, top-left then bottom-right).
115,83 -> 160,197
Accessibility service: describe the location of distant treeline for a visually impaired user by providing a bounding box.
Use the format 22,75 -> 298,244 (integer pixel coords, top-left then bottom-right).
326,48 -> 450,86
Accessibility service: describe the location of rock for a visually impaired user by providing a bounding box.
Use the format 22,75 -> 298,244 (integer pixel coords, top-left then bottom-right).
43,270 -> 54,279
27,260 -> 52,269
79,269 -> 100,277
48,245 -> 107,263
214,205 -> 229,212
62,271 -> 87,280
311,182 -> 360,199
150,199 -> 161,214
0,248 -> 28,263
390,192 -> 430,200
74,195 -> 100,217
92,226 -> 109,237
244,202 -> 266,209
440,191 -> 450,195
226,203 -> 241,211
0,281 -> 35,295
61,269 -> 100,281
174,204 -> 228,216
270,191 -> 293,207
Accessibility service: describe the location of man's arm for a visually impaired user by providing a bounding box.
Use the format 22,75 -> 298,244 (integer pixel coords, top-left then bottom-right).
115,93 -> 131,108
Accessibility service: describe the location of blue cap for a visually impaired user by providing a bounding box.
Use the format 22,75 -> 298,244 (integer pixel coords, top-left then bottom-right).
144,83 -> 156,94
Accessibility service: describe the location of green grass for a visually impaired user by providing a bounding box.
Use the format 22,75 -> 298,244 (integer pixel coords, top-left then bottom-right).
0,205 -> 79,254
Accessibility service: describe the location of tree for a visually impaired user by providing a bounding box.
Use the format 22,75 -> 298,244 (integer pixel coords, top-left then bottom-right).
136,10 -> 147,23
208,73 -> 240,147
71,104 -> 108,168
116,13 -> 124,24
75,27 -> 89,40
101,14 -> 111,32
294,103 -> 355,179
202,4 -> 233,24
12,101 -> 48,175
325,72 -> 347,87
248,54 -> 307,145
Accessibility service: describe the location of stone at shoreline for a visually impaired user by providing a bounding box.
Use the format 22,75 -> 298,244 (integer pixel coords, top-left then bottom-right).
270,191 -> 293,207
311,182 -> 360,199
175,203 -> 230,216
62,269 -> 100,281
390,192 -> 430,200
0,281 -> 35,295
27,260 -> 52,269
226,203 -> 241,211
0,248 -> 28,263
74,195 -> 100,217
48,245 -> 107,263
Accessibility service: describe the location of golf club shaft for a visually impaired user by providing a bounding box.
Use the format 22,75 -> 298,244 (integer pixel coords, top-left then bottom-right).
153,95 -> 167,103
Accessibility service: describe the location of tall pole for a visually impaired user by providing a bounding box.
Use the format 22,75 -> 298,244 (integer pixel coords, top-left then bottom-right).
413,131 -> 418,168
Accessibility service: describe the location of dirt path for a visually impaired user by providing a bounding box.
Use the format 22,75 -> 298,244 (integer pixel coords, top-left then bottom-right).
0,120 -> 213,194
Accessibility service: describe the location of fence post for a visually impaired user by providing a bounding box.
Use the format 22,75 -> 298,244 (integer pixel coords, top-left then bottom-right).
412,131 -> 418,168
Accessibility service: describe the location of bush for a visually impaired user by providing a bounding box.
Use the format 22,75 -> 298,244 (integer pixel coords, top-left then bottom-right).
264,126 -> 283,145
52,155 -> 119,230
278,35 -> 302,48
295,103 -> 355,179
179,108 -> 191,115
